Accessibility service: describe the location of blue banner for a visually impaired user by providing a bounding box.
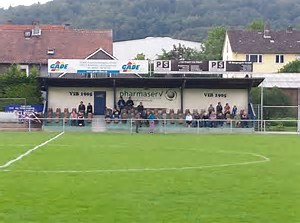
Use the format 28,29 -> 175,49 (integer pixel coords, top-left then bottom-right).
5,104 -> 44,113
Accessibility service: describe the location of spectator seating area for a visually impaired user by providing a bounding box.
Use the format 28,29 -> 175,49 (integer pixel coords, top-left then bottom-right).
45,108 -> 93,126
104,107 -> 252,129
43,105 -> 254,132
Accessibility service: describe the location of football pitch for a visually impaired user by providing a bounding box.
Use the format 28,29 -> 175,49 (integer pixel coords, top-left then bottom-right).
0,132 -> 299,223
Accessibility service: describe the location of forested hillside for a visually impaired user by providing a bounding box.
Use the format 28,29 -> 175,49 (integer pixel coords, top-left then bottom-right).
0,0 -> 299,41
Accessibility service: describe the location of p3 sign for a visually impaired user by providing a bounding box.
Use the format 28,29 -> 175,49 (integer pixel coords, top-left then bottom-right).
209,61 -> 226,72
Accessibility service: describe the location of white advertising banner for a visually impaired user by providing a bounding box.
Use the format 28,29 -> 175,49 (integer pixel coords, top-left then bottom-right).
48,59 -> 149,74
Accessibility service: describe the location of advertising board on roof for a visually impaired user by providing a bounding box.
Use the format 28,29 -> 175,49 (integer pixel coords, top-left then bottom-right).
154,60 -> 252,73
48,59 -> 149,74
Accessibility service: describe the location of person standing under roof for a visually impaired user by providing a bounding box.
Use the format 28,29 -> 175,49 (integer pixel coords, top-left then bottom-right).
78,101 -> 86,114
117,96 -> 125,111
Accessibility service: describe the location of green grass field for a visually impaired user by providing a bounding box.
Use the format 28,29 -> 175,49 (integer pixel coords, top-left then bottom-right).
0,132 -> 299,223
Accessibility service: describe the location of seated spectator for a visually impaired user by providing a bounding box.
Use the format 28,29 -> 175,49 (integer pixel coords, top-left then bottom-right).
77,112 -> 85,126
125,97 -> 134,110
234,114 -> 241,128
112,108 -> 120,117
193,111 -> 201,127
216,112 -> 224,127
225,113 -> 231,127
70,110 -> 78,126
121,110 -> 128,123
112,108 -> 120,123
185,112 -> 193,128
105,108 -> 112,123
232,105 -> 237,118
208,104 -> 215,115
241,110 -> 249,128
209,111 -> 217,128
202,112 -> 210,127
224,103 -> 230,115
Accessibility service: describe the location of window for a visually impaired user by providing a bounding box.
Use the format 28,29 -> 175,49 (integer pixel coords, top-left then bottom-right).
47,49 -> 55,55
246,54 -> 263,63
19,65 -> 29,77
32,27 -> 41,36
275,55 -> 284,63
24,30 -> 32,38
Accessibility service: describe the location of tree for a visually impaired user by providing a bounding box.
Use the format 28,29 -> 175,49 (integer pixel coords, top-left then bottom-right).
157,43 -> 202,60
251,87 -> 293,119
156,26 -> 226,61
247,19 -> 265,31
279,60 -> 300,73
134,53 -> 146,60
201,26 -> 226,60
0,0 -> 299,42
0,65 -> 43,105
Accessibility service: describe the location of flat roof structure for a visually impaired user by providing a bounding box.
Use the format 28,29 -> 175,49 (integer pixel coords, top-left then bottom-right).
39,77 -> 263,89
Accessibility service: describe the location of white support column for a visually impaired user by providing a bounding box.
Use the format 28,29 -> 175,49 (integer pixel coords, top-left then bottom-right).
298,88 -> 300,133
260,84 -> 264,131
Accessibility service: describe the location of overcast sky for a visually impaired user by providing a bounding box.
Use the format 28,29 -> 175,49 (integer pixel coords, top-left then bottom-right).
0,0 -> 52,9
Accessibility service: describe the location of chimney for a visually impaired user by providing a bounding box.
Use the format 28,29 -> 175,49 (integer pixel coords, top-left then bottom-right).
64,23 -> 71,29
32,20 -> 41,36
263,23 -> 271,39
286,26 -> 293,33
32,20 -> 40,26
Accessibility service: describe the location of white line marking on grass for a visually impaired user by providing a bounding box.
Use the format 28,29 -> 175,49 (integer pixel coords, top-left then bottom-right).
1,151 -> 270,174
218,150 -> 270,162
0,145 -> 33,147
0,132 -> 64,169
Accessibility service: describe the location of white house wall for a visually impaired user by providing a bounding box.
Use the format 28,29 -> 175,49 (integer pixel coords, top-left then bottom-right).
222,34 -> 234,61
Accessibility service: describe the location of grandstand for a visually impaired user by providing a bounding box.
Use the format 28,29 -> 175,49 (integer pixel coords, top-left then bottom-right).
33,71 -> 263,133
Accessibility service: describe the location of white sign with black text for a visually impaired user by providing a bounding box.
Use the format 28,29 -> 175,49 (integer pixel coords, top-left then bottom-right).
209,61 -> 226,72
153,60 -> 171,72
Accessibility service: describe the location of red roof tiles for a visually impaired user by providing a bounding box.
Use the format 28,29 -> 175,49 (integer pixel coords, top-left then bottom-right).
227,29 -> 300,54
0,24 -> 113,64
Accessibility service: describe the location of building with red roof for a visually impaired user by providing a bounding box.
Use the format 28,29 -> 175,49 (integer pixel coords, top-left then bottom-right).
0,22 -> 114,76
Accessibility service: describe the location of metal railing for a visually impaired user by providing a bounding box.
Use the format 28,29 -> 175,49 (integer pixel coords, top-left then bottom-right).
1,117 -> 299,134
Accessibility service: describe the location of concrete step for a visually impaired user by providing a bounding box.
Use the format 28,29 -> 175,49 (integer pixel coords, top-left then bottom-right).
91,115 -> 106,132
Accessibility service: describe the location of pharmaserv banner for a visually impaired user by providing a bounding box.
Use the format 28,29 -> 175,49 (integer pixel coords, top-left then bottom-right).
48,59 -> 149,74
